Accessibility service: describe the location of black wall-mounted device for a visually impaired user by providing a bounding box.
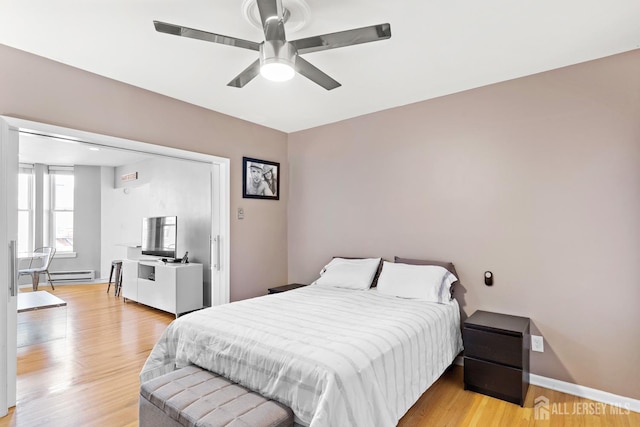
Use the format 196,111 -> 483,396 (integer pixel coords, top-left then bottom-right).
484,271 -> 493,286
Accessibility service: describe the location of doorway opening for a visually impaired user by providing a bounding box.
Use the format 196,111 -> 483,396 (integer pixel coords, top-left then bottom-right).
1,116 -> 230,414
5,117 -> 230,305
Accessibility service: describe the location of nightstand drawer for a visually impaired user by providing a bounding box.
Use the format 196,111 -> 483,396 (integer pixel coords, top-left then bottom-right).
464,357 -> 524,405
463,327 -> 523,368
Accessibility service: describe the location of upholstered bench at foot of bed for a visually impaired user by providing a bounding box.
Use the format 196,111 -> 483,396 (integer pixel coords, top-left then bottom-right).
140,365 -> 294,427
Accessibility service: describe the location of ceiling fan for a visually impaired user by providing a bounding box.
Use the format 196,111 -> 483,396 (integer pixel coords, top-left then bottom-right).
154,0 -> 391,90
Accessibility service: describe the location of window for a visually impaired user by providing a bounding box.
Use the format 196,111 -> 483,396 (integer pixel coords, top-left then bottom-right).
17,164 -> 34,253
49,166 -> 74,253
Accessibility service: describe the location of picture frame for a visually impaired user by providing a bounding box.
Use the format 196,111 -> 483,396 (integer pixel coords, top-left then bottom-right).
242,157 -> 280,200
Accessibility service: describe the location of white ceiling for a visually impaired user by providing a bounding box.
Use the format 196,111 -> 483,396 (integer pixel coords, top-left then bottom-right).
19,132 -> 154,167
1,1 -> 639,133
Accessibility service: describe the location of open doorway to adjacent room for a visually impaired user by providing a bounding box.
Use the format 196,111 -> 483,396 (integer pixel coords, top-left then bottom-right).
1,116 -> 230,417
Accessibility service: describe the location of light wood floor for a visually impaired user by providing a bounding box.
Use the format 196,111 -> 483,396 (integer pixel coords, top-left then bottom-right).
1,284 -> 638,427
2,284 -> 174,427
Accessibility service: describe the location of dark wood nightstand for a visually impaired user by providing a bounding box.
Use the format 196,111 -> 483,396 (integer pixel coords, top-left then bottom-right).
267,283 -> 307,294
463,310 -> 530,406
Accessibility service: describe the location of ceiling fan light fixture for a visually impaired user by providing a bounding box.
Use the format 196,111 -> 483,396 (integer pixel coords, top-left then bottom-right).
260,61 -> 295,82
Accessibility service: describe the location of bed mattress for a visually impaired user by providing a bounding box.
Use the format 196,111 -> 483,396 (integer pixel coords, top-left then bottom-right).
141,285 -> 463,427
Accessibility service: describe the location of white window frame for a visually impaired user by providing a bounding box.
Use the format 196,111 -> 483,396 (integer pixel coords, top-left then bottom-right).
17,164 -> 34,253
48,166 -> 75,254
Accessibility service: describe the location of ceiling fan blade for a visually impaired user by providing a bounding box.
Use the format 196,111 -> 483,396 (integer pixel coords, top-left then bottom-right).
291,23 -> 391,55
227,59 -> 261,88
295,57 -> 341,91
256,0 -> 286,41
154,21 -> 260,51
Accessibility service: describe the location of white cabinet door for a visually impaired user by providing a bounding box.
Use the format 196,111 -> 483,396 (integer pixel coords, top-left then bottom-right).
148,265 -> 176,313
136,263 -> 176,314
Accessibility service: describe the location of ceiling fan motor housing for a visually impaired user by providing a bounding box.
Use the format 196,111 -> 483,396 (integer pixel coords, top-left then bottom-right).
260,40 -> 297,70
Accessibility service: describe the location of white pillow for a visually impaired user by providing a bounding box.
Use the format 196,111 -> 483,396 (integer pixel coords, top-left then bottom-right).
376,261 -> 457,303
312,257 -> 381,290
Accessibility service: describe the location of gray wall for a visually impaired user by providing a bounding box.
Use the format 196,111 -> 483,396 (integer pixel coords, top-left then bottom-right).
287,49 -> 640,400
56,165 -> 102,275
101,157 -> 212,304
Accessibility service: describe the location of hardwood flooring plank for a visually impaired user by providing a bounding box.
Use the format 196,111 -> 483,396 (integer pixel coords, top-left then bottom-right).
1,284 -> 174,427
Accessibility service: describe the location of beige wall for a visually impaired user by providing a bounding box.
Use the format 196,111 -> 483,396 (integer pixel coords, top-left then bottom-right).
288,49 -> 640,399
0,43 -> 288,301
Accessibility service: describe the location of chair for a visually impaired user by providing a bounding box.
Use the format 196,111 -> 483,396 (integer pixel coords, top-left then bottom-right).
107,260 -> 123,296
18,247 -> 56,291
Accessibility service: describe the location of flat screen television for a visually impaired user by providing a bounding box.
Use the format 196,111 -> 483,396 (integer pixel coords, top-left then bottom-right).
141,216 -> 177,258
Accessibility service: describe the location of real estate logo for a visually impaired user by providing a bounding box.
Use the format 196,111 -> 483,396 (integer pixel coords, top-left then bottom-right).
534,395 -> 550,420
534,394 -> 631,419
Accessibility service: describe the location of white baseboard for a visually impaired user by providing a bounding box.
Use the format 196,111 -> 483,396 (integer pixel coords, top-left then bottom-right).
18,280 -> 104,288
529,374 -> 640,414
454,357 -> 639,413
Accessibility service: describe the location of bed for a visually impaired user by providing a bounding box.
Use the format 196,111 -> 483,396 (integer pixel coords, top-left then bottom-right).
141,258 -> 463,427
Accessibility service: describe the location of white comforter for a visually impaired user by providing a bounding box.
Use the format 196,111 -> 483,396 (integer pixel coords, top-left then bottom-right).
141,285 -> 463,427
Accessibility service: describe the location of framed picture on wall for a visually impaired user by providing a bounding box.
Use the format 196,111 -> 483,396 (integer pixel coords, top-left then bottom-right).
242,157 -> 280,200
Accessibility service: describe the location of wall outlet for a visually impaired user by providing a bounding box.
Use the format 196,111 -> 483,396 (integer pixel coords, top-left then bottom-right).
531,335 -> 544,352
237,208 -> 244,220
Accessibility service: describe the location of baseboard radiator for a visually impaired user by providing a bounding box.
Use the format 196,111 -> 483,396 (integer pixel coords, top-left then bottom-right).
48,270 -> 96,282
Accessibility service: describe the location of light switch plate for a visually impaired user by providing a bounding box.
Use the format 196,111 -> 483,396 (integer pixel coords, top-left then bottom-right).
237,208 -> 244,220
531,335 -> 544,352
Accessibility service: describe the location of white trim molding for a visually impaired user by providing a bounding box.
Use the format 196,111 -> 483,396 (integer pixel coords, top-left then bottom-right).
454,356 -> 639,413
529,374 -> 640,414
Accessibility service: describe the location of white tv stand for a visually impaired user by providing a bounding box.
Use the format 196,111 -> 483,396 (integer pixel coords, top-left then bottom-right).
121,259 -> 203,317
